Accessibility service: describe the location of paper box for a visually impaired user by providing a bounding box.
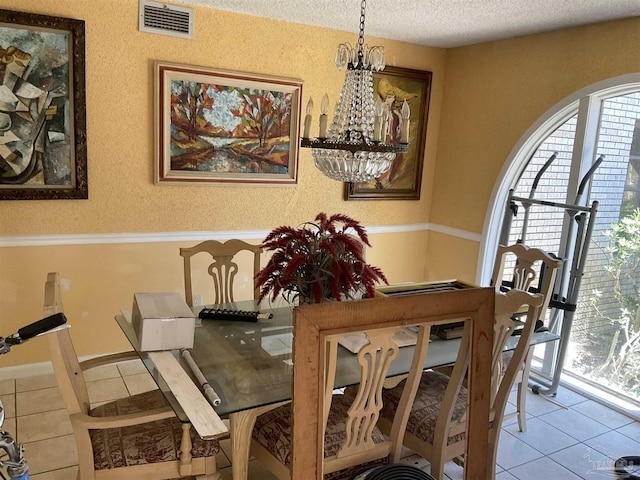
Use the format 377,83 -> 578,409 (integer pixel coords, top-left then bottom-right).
132,292 -> 195,351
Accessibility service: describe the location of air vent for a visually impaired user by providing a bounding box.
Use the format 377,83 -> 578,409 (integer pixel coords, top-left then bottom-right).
139,0 -> 193,39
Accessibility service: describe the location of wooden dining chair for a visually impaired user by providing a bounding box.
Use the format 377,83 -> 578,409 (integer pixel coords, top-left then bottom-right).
491,242 -> 562,431
43,272 -> 222,480
180,239 -> 263,306
377,289 -> 544,480
249,307 -> 433,479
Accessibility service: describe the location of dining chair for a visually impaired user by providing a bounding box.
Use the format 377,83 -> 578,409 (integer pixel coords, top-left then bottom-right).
180,239 -> 263,306
377,289 -> 544,480
490,242 -> 562,431
249,310 -> 432,479
43,272 -> 222,480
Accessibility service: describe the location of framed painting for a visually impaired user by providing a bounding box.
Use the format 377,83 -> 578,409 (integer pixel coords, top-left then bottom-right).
0,10 -> 87,200
155,62 -> 302,185
345,66 -> 432,200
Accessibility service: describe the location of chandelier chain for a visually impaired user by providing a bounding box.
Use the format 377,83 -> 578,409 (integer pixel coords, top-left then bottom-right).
358,0 -> 366,53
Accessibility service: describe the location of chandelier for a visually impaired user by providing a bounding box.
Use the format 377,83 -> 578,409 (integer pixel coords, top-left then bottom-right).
300,0 -> 409,183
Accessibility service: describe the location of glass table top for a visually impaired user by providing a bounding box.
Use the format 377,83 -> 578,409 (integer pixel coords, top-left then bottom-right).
116,299 -> 560,421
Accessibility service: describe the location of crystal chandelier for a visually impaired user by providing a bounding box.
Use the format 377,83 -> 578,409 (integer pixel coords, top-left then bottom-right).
300,0 -> 409,183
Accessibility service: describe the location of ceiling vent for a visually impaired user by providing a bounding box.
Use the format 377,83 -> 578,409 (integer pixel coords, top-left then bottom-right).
139,0 -> 193,39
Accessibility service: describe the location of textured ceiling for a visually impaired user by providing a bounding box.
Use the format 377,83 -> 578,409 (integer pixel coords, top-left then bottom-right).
173,0 -> 640,48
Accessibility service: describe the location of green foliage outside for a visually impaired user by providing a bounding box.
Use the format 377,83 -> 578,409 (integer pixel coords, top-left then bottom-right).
591,208 -> 640,397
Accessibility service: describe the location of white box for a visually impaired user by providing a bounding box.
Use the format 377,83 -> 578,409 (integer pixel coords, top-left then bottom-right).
132,292 -> 195,351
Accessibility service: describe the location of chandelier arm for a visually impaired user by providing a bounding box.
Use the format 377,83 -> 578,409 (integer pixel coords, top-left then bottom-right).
301,138 -> 408,154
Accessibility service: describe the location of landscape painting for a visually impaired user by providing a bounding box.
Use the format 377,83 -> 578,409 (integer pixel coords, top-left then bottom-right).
155,62 -> 302,185
0,10 -> 87,200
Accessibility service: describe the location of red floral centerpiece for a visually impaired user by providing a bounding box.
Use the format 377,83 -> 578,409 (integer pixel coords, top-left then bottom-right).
256,213 -> 388,304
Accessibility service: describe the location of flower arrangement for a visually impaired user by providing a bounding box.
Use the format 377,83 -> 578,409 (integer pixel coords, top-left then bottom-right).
256,213 -> 388,304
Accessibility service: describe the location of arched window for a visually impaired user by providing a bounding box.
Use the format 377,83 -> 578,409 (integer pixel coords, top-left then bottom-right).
481,73 -> 640,410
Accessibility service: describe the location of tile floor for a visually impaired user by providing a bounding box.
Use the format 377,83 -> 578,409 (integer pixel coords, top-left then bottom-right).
1,359 -> 639,480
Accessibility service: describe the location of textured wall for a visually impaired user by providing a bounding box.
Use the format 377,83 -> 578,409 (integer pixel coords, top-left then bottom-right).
0,0 -> 444,367
0,230 -> 429,367
431,17 -> 640,234
0,0 -> 445,236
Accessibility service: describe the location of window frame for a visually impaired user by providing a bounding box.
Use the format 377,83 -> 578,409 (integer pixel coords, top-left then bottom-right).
478,73 -> 640,286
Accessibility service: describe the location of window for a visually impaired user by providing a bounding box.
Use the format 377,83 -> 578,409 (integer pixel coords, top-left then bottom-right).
481,74 -> 640,410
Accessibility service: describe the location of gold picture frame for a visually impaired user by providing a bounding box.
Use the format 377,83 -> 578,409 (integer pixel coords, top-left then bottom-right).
155,61 -> 302,186
345,66 -> 432,200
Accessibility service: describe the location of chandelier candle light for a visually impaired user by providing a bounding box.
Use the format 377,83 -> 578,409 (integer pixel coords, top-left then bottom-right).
300,0 -> 409,183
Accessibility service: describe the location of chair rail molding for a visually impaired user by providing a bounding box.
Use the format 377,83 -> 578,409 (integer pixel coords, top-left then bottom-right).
0,223 -> 437,247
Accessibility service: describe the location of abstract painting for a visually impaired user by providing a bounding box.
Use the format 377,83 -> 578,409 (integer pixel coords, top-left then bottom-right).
345,66 -> 432,200
0,9 -> 87,200
155,62 -> 302,185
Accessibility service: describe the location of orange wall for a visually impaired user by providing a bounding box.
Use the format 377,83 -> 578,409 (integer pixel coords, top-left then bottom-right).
428,17 -> 640,281
0,0 -> 444,368
0,0 -> 445,236
434,17 -> 640,233
1,1 -> 639,370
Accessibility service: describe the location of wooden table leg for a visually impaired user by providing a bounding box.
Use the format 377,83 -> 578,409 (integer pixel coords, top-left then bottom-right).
179,422 -> 194,476
229,402 -> 288,480
229,410 -> 255,480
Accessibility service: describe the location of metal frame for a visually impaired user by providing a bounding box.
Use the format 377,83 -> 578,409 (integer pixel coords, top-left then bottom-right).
498,153 -> 602,396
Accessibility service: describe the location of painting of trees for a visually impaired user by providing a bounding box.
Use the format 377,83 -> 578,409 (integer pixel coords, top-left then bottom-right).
157,63 -> 301,184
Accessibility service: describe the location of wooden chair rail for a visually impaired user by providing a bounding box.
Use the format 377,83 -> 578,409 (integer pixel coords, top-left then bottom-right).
70,407 -> 175,429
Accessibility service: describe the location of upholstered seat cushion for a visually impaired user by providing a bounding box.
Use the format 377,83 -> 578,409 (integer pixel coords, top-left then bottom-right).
501,350 -> 527,376
380,371 -> 467,446
89,390 -> 220,470
252,393 -> 387,479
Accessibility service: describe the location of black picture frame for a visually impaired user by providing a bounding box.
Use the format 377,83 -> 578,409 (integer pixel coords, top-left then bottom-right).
0,9 -> 87,200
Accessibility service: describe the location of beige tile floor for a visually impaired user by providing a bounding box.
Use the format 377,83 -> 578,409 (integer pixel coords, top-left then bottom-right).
1,359 -> 639,479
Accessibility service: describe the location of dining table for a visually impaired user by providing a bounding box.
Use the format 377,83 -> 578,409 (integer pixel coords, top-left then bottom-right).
115,282 -> 560,480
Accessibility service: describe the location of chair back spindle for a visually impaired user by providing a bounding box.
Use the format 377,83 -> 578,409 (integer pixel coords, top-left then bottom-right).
491,242 -> 562,321
332,328 -> 400,458
180,239 -> 263,306
490,242 -> 562,432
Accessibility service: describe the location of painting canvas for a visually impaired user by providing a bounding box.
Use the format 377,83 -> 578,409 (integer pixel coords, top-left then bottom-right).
0,10 -> 87,200
155,62 -> 302,185
345,66 -> 432,200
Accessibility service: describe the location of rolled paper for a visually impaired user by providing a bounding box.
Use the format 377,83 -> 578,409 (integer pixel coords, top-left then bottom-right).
181,348 -> 222,406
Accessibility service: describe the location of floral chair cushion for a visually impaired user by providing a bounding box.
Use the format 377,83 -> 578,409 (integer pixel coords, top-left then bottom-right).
89,389 -> 220,470
252,393 -> 387,478
501,350 -> 527,375
381,371 -> 468,446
